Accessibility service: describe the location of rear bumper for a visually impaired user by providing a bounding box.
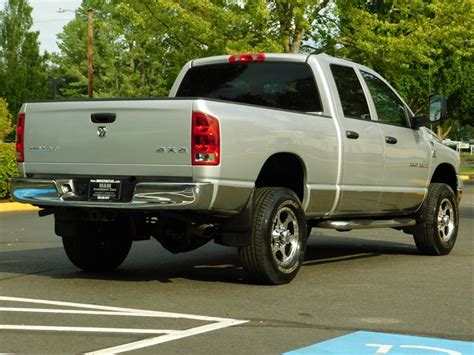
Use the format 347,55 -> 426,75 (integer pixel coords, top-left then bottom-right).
10,178 -> 214,210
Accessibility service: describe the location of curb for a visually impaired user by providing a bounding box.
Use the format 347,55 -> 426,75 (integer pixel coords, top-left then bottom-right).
0,202 -> 40,213
460,174 -> 473,181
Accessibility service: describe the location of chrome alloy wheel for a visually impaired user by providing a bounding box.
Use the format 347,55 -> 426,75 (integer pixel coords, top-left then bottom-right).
271,206 -> 301,268
437,198 -> 455,242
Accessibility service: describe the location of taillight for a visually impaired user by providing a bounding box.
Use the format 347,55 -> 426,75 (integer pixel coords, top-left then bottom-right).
16,113 -> 25,162
229,53 -> 265,63
192,111 -> 220,166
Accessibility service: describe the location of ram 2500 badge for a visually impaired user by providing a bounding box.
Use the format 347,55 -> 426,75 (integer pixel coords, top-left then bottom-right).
11,53 -> 462,284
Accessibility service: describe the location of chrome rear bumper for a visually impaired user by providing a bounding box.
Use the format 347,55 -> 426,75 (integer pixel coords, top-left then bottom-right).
10,178 -> 214,210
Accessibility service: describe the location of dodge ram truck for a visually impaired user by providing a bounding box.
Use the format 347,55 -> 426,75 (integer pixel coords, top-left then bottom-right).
11,53 -> 462,285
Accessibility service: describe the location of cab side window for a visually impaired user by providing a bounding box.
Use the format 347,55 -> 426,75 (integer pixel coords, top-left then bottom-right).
330,64 -> 371,120
361,71 -> 409,127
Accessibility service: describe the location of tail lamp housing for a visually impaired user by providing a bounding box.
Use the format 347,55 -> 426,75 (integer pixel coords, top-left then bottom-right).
16,113 -> 25,162
192,111 -> 220,166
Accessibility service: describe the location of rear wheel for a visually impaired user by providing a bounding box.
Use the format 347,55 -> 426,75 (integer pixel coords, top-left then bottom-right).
413,183 -> 458,255
62,222 -> 132,272
239,187 -> 307,285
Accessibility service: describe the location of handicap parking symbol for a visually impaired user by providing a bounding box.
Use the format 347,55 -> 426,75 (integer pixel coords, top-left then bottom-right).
285,331 -> 473,355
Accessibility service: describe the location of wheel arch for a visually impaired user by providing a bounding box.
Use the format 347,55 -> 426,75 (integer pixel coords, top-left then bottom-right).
430,163 -> 457,193
255,153 -> 306,202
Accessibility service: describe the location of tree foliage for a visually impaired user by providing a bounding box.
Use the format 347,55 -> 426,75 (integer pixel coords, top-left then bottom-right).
0,97 -> 12,141
0,0 -> 47,118
55,0 -> 183,98
2,0 -> 471,140
267,0 -> 336,53
333,0 -> 474,130
0,142 -> 17,199
53,0 -> 335,98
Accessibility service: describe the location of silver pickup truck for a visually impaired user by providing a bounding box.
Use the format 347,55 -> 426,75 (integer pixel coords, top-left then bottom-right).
11,53 -> 462,284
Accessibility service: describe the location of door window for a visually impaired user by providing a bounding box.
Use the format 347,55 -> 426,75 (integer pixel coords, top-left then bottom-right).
330,65 -> 371,120
361,71 -> 409,127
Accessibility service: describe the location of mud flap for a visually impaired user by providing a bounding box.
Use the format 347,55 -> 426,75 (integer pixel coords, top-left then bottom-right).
217,190 -> 254,247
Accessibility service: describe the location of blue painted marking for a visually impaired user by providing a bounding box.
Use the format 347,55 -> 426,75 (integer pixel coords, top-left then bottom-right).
284,331 -> 474,355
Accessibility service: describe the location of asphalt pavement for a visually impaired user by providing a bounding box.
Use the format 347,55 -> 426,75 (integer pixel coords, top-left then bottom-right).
0,182 -> 473,354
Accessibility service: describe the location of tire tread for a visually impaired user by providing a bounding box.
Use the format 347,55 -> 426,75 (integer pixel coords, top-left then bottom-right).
240,187 -> 275,282
413,183 -> 458,256
239,187 -> 306,284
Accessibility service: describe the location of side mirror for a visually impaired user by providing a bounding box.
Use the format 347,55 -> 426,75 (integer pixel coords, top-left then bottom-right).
412,94 -> 447,129
429,94 -> 447,122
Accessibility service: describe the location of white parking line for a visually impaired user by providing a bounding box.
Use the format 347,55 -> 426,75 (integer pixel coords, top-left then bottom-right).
88,320 -> 247,354
0,307 -> 179,317
0,324 -> 178,335
0,296 -> 230,320
0,296 -> 248,353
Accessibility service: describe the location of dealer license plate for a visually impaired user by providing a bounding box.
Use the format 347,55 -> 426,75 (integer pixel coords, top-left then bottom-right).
89,179 -> 122,201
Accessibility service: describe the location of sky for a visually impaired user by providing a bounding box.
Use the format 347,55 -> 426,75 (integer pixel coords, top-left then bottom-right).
0,0 -> 82,53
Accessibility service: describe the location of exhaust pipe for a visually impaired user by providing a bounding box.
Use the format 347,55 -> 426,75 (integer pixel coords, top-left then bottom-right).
191,224 -> 218,239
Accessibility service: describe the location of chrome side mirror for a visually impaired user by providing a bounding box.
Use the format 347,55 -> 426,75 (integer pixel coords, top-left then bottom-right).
429,94 -> 447,122
412,94 -> 447,129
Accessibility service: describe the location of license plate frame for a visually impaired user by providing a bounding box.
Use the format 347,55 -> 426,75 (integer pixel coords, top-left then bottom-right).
89,179 -> 122,201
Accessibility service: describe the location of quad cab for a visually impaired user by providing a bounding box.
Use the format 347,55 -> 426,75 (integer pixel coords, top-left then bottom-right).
11,53 -> 462,284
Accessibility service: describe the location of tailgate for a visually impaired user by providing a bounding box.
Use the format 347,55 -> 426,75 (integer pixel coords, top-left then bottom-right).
23,99 -> 193,177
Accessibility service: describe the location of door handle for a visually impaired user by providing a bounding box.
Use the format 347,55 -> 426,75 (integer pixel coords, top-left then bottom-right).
385,136 -> 398,144
346,130 -> 359,139
91,113 -> 116,123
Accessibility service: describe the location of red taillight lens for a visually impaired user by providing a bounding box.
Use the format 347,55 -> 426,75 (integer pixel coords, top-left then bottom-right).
192,112 -> 220,166
16,113 -> 25,162
229,53 -> 265,63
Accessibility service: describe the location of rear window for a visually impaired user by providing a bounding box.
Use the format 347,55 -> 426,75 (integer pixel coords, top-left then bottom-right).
176,62 -> 323,113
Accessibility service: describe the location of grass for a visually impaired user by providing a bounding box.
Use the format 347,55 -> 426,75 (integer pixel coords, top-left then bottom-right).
460,152 -> 474,175
460,166 -> 474,174
460,152 -> 474,164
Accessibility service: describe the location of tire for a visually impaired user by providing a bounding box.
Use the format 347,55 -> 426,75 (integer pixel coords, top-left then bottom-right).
239,187 -> 307,285
62,222 -> 132,272
413,183 -> 459,256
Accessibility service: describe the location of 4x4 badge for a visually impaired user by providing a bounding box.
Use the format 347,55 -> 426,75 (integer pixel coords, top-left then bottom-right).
156,147 -> 188,153
97,126 -> 107,138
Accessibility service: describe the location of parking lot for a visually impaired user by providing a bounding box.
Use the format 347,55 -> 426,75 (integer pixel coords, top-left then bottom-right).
1,182 -> 473,354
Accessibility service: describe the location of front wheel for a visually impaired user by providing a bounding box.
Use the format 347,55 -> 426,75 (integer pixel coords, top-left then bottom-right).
62,222 -> 132,272
239,187 -> 307,285
413,183 -> 459,255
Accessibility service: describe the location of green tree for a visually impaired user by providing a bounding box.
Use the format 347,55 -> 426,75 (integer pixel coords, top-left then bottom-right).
0,0 -> 47,118
333,0 -> 474,137
55,0 -> 172,98
0,97 -> 12,141
266,0 -> 336,53
54,0 -> 336,98
132,0 -> 335,54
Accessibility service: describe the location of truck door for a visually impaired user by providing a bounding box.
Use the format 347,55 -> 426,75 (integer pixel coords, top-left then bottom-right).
360,70 -> 431,212
330,64 -> 384,215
